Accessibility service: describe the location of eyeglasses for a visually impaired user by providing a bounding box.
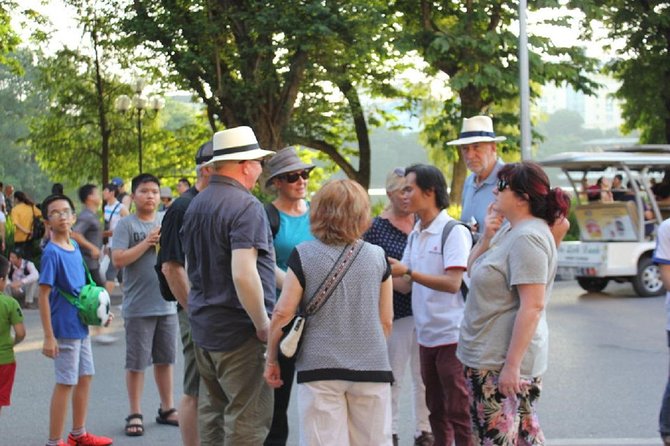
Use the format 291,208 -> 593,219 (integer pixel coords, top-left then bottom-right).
497,178 -> 510,192
280,170 -> 311,183
48,209 -> 73,219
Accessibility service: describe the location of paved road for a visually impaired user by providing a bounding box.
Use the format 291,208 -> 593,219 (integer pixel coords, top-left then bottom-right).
1,281 -> 667,445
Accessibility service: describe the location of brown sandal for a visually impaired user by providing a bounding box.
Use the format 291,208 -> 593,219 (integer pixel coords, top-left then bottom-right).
156,407 -> 179,426
125,413 -> 144,436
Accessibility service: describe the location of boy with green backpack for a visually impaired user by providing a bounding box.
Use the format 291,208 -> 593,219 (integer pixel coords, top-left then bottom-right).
38,194 -> 113,446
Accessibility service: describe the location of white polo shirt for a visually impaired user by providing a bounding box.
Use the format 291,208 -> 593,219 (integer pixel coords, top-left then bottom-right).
653,219 -> 670,331
402,211 -> 471,347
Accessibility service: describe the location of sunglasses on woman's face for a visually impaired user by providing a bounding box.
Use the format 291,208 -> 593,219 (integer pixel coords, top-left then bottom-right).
281,170 -> 311,183
497,178 -> 510,192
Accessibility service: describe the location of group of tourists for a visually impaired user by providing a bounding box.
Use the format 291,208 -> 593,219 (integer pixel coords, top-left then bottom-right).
0,114 -> 575,446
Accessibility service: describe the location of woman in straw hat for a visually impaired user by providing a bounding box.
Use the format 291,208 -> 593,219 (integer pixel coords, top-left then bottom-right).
263,147 -> 316,445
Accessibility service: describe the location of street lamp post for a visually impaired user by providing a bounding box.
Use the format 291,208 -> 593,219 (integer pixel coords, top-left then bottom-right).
115,78 -> 165,173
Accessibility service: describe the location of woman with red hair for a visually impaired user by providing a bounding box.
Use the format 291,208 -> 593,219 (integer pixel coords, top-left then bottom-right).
457,161 -> 570,445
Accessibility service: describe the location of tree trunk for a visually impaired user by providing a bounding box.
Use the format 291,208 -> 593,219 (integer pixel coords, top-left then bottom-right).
338,79 -> 370,190
450,155 -> 467,205
91,27 -> 110,186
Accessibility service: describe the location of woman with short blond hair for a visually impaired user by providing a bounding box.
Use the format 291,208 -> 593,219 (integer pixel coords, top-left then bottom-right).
264,179 -> 394,445
363,168 -> 432,446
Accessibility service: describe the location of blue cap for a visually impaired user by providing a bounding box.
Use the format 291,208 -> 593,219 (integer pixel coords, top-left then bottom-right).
111,177 -> 123,187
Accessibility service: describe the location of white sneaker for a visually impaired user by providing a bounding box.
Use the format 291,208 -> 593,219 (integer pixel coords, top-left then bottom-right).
93,334 -> 117,345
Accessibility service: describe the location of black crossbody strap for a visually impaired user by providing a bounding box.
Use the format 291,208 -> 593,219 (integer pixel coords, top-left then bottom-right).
304,239 -> 364,315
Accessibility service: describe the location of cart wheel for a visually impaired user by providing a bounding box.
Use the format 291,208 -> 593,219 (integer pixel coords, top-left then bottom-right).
632,256 -> 664,297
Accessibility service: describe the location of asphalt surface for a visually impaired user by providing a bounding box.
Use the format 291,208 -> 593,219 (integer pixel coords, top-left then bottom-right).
1,280 -> 668,445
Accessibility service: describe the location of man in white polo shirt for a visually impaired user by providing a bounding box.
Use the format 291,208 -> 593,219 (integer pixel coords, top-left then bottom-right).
390,163 -> 473,446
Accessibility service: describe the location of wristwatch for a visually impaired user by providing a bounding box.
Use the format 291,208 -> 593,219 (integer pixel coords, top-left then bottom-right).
402,268 -> 413,284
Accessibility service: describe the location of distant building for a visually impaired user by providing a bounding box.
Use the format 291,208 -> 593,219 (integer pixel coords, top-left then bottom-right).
537,74 -> 624,131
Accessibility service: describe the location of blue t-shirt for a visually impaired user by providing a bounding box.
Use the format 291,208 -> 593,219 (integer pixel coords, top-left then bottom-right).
274,208 -> 314,272
39,241 -> 88,339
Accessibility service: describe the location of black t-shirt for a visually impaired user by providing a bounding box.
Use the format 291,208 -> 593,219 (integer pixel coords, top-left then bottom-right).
155,186 -> 198,304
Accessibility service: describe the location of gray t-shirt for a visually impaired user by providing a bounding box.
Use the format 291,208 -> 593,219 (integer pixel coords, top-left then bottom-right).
73,208 -> 102,270
457,218 -> 557,378
112,213 -> 176,318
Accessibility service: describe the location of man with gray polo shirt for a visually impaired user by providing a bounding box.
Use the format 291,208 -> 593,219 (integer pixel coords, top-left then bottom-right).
181,126 -> 276,445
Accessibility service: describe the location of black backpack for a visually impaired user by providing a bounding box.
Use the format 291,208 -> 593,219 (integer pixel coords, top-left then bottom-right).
407,218 -> 474,301
265,203 -> 280,238
9,261 -> 30,280
30,206 -> 46,241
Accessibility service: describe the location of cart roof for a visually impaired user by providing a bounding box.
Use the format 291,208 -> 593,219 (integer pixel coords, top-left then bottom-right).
538,151 -> 670,170
604,144 -> 670,153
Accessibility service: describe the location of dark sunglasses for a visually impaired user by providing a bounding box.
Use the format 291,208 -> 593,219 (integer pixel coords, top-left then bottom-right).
497,178 -> 510,192
281,170 -> 311,183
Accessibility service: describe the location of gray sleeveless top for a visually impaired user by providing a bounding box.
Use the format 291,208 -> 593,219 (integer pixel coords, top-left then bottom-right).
287,239 -> 393,384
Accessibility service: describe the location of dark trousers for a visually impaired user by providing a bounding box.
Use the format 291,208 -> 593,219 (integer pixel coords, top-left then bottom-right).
660,331 -> 670,437
264,353 -> 296,446
419,343 -> 473,446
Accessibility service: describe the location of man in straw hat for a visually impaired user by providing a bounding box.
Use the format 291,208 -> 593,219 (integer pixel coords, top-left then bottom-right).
181,126 -> 276,444
447,115 -> 506,235
449,115 -> 570,245
157,140 -> 224,445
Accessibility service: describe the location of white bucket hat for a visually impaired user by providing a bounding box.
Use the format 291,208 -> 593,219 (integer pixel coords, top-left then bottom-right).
446,115 -> 507,146
205,126 -> 275,165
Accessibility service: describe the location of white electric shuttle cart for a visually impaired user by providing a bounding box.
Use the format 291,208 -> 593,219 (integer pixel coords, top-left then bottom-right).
538,150 -> 670,296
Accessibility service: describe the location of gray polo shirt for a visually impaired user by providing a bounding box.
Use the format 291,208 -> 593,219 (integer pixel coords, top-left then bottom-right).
181,175 -> 276,352
461,159 -> 505,233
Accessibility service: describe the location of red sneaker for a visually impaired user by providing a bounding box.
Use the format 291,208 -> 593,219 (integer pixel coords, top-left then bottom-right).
67,432 -> 113,446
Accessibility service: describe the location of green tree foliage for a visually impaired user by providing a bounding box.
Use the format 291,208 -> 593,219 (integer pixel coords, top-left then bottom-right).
0,1 -> 21,72
28,47 -> 138,186
394,1 -> 599,202
574,1 -> 670,143
25,1 -> 211,190
118,0 -> 404,189
0,49 -> 52,201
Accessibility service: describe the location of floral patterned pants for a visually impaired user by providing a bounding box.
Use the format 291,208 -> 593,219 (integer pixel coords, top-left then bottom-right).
464,367 -> 545,446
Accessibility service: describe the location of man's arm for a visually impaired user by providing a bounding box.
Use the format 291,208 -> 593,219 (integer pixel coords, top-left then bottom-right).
390,260 -> 464,293
231,247 -> 271,342
70,232 -> 100,260
162,261 -> 190,308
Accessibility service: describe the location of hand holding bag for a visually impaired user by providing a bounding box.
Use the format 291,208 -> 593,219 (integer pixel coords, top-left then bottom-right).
279,240 -> 364,358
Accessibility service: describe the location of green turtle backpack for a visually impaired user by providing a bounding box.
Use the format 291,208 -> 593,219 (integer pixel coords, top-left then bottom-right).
59,265 -> 111,326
